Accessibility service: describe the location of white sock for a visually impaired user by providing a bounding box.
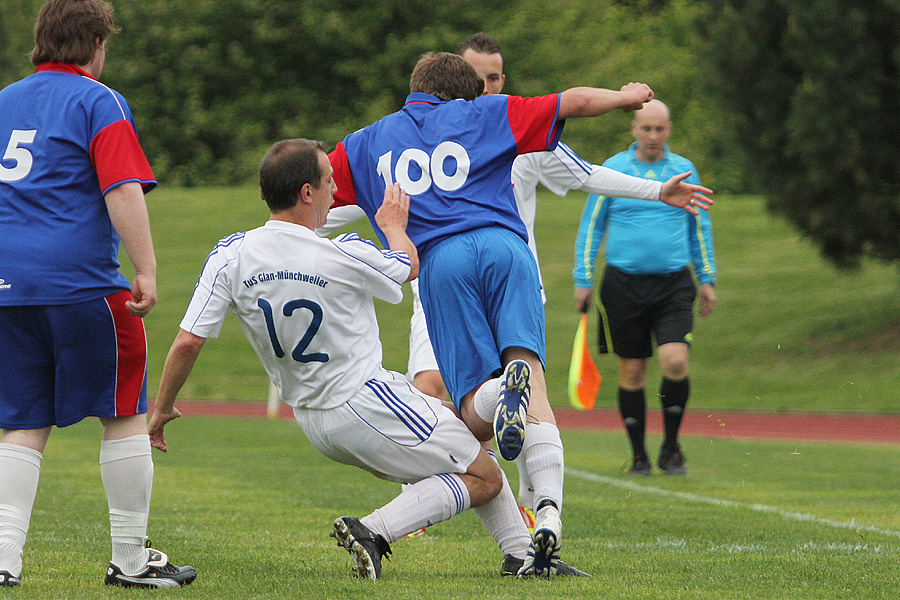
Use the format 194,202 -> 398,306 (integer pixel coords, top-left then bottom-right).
473,451 -> 531,559
515,452 -> 534,510
361,474 -> 470,543
0,444 -> 42,577
522,422 -> 564,514
472,377 -> 502,424
100,435 -> 153,576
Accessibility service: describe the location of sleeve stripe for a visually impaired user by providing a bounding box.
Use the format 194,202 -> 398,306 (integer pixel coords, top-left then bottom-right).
693,213 -> 715,277
557,142 -> 592,175
84,76 -> 128,120
580,195 -> 606,282
329,238 -> 409,284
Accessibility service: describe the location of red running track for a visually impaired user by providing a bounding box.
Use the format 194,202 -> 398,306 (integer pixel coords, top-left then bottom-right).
169,401 -> 900,444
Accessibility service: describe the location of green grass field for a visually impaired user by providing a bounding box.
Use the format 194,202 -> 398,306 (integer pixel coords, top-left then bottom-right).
13,416 -> 900,599
14,186 -> 891,598
140,187 -> 900,413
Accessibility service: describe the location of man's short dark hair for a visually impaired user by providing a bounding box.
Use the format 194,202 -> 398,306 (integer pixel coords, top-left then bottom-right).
409,52 -> 482,102
456,32 -> 504,73
31,0 -> 119,66
259,139 -> 327,212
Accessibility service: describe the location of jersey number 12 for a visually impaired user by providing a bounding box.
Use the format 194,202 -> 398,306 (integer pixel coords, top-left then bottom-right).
257,297 -> 329,363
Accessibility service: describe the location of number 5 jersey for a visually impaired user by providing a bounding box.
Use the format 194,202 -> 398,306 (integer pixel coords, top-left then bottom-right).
0,63 -> 155,306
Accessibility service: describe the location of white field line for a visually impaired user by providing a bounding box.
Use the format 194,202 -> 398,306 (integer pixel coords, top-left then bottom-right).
566,467 -> 900,539
591,539 -> 898,555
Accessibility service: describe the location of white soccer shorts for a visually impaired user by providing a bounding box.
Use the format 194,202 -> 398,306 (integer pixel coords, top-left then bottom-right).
293,369 -> 480,483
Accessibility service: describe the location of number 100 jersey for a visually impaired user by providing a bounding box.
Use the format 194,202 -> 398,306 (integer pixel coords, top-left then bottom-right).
330,92 -> 563,256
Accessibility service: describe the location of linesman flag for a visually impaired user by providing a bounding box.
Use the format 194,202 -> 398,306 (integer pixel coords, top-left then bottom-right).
567,313 -> 601,410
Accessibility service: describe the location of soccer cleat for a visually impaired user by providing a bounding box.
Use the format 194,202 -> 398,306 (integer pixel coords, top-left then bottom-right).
331,516 -> 392,580
104,548 -> 196,588
0,571 -> 21,587
494,360 -> 531,461
501,555 -> 591,578
658,444 -> 688,476
628,455 -> 652,476
517,504 -> 561,578
518,504 -> 536,535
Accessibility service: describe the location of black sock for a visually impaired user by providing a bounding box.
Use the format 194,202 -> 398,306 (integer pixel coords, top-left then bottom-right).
618,387 -> 647,459
660,377 -> 689,449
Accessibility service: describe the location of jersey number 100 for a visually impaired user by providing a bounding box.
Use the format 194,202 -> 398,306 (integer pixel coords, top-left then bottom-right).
376,142 -> 470,195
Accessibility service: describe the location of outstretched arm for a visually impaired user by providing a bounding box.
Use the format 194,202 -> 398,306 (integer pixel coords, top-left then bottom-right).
558,82 -> 654,119
659,171 -> 714,215
149,329 -> 207,452
375,183 -> 419,281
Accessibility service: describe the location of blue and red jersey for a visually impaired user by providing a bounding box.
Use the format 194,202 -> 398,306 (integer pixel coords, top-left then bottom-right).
330,92 -> 563,255
0,63 -> 156,305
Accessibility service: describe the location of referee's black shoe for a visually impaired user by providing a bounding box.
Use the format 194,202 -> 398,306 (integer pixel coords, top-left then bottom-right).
658,444 -> 688,476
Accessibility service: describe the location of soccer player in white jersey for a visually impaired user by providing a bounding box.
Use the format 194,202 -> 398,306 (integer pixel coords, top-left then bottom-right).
148,139 -> 590,580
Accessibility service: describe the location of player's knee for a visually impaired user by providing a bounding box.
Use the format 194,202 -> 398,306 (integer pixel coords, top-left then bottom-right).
413,370 -> 447,400
467,462 -> 504,508
477,468 -> 504,507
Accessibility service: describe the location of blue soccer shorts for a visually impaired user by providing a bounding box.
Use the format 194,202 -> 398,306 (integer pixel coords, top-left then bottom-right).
418,226 -> 545,408
0,289 -> 149,429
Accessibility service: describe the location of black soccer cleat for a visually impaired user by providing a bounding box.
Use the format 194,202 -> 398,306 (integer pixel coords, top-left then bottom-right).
628,455 -> 652,476
501,554 -> 591,578
104,548 -> 196,588
0,570 -> 21,587
658,444 -> 688,476
331,516 -> 392,580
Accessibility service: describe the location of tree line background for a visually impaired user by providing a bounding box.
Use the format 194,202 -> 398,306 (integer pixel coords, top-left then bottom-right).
1,0 -> 898,268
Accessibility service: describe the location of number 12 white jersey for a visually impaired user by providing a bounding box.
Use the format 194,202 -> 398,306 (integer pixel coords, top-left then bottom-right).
180,220 -> 411,410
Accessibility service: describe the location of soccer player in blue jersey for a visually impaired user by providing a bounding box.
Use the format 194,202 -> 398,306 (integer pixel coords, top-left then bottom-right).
456,31 -> 713,529
328,52 -> 710,577
573,99 -> 717,477
0,0 -> 194,588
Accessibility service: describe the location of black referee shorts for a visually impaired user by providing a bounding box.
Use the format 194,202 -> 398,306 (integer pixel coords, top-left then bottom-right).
599,265 -> 697,359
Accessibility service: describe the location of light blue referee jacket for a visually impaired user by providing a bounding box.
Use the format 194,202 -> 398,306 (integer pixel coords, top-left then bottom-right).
573,142 -> 716,288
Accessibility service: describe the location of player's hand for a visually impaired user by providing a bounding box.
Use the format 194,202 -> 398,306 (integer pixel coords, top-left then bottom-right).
699,283 -> 716,317
375,183 -> 410,233
148,406 -> 182,452
659,171 -> 713,215
574,287 -> 593,313
126,273 -> 157,317
619,82 -> 654,112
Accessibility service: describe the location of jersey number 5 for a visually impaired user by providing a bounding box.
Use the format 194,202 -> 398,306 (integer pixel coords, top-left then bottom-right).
257,297 -> 329,363
0,130 -> 37,182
